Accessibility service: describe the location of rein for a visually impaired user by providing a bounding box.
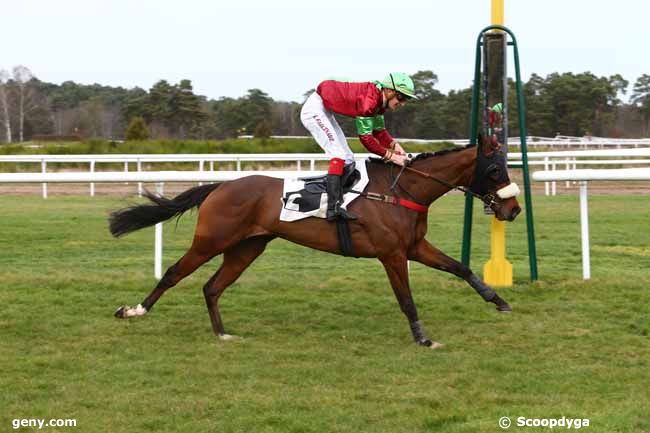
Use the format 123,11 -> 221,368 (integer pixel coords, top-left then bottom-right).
348,163 -> 429,213
349,156 -> 503,214
402,164 -> 502,209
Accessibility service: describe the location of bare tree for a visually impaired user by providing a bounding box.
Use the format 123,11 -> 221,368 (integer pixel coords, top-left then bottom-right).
101,104 -> 121,139
13,65 -> 35,142
0,69 -> 11,143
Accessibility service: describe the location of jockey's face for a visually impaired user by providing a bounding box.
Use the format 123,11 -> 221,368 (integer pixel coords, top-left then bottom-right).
385,89 -> 407,111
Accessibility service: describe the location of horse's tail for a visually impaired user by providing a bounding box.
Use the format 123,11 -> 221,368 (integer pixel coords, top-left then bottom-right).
109,183 -> 222,238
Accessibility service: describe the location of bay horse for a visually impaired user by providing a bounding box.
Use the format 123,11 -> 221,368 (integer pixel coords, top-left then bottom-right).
109,135 -> 521,349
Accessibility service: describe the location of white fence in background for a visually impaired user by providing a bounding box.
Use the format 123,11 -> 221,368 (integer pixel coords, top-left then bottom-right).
0,153 -> 332,198
2,148 -> 650,198
0,170 -> 324,279
510,148 -> 650,196
3,166 -> 649,280
523,135 -> 650,148
532,168 -> 650,280
239,135 -> 650,148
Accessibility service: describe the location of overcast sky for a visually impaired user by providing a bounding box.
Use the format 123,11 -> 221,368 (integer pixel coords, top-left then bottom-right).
2,0 -> 647,102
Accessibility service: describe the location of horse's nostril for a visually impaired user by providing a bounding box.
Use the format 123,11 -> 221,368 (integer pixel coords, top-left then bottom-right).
511,206 -> 522,220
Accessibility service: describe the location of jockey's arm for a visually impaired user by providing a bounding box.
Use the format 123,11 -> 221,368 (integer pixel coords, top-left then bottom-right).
356,115 -> 402,155
356,116 -> 408,165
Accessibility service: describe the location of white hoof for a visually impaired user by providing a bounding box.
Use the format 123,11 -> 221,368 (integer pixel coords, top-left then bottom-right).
218,334 -> 238,341
429,341 -> 444,350
123,304 -> 147,318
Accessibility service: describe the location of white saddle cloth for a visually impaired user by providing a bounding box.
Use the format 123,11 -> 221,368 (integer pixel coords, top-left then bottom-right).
279,160 -> 369,222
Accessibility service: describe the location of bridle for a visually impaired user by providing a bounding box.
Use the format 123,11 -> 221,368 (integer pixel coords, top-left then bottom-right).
348,152 -> 506,215
389,156 -> 504,210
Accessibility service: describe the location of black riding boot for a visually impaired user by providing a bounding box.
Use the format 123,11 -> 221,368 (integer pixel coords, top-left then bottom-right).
326,173 -> 357,221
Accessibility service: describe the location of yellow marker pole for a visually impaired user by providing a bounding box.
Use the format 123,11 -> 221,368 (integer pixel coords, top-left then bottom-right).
491,0 -> 504,26
483,0 -> 513,287
484,217 -> 512,286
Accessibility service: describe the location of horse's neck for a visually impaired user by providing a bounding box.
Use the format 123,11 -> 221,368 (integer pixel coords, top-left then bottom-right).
408,147 -> 476,205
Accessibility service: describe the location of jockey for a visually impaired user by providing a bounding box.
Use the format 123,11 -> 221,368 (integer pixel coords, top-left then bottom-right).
300,72 -> 417,221
488,102 -> 504,145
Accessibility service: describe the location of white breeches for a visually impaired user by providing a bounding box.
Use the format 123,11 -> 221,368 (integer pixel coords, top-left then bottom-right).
300,92 -> 354,164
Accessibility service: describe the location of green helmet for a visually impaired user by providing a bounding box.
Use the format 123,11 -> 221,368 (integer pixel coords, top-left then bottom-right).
380,72 -> 417,99
491,102 -> 503,113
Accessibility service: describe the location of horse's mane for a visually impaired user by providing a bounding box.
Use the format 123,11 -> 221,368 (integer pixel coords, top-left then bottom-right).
409,144 -> 476,162
367,144 -> 475,165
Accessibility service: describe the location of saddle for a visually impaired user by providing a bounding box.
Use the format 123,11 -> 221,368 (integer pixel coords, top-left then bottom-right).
280,163 -> 364,258
283,163 -> 361,214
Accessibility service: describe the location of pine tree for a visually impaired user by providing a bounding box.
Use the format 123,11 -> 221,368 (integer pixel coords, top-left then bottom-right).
125,116 -> 150,140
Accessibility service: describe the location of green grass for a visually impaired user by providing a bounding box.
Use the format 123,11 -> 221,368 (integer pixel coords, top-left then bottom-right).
1,193 -> 648,433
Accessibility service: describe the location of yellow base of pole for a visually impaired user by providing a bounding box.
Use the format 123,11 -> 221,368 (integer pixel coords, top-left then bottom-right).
483,216 -> 512,287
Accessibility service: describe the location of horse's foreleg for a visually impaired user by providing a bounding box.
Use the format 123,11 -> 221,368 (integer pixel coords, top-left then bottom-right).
409,239 -> 512,312
203,236 -> 274,340
380,253 -> 443,349
115,240 -> 216,319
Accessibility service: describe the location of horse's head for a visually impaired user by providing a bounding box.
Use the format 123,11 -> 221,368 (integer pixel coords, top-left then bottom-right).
470,134 -> 521,222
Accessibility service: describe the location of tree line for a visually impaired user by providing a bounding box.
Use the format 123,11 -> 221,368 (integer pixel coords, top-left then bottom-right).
1,66 -> 649,144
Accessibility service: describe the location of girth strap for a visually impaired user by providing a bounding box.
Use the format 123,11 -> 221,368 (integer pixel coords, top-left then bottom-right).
335,219 -> 357,257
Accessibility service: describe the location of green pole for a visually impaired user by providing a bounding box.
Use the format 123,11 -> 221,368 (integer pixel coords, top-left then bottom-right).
507,27 -> 539,280
461,25 -> 538,280
461,194 -> 474,266
461,29 -> 485,267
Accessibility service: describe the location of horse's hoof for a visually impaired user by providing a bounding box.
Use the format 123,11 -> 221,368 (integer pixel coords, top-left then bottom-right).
496,304 -> 513,313
218,333 -> 240,341
114,304 -> 146,318
418,339 -> 444,349
114,306 -> 127,318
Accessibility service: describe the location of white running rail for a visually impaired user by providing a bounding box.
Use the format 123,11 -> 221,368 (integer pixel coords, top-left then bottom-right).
532,168 -> 650,280
2,148 -> 650,198
0,170 -> 325,279
3,166 -> 649,280
236,135 -> 650,148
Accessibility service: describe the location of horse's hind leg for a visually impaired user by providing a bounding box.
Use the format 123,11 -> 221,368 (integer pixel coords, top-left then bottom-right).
115,237 -> 217,319
203,235 -> 274,339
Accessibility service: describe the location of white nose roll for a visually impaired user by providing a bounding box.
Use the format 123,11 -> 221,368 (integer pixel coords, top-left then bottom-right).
496,183 -> 520,199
